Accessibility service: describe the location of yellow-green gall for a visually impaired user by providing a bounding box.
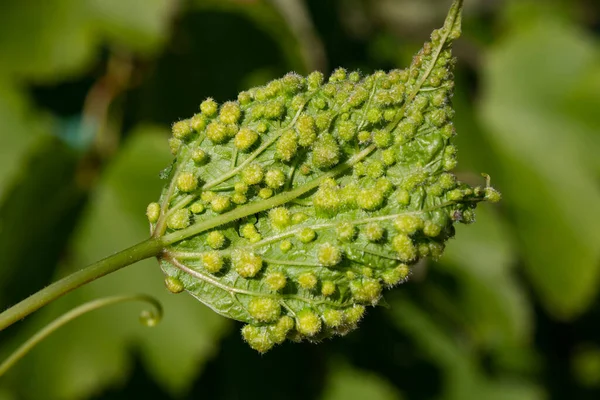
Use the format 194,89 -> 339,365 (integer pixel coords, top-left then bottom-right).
441,124 -> 455,139
357,130 -> 371,144
438,173 -> 456,190
357,189 -> 384,211
258,188 -> 273,199
323,309 -> 344,328
312,96 -> 328,110
219,101 -> 242,124
241,164 -> 264,185
269,316 -> 294,344
315,111 -> 332,130
366,160 -> 385,178
298,272 -> 318,290
382,264 -> 410,286
349,71 -> 361,82
264,100 -> 286,119
146,202 -> 160,223
269,207 -> 291,230
285,213 -> 304,226
206,121 -> 229,143
234,128 -> 258,151
429,242 -> 445,259
312,134 -> 340,169
190,113 -> 207,132
307,71 -> 324,90
191,148 -> 207,164
282,73 -> 304,93
242,325 -> 273,353
484,187 -> 502,203
231,193 -> 247,205
373,130 -> 392,148
362,267 -> 374,278
276,130 -> 298,162
318,243 -> 342,266
280,240 -> 292,252
169,138 -> 181,155
201,251 -> 224,273
234,181 -> 249,194
200,98 -> 218,116
296,309 -> 322,337
314,185 -> 340,214
177,172 -> 198,192
384,109 -> 396,122
296,114 -> 317,146
429,109 -> 447,127
336,222 -> 356,242
394,215 -> 423,235
366,108 -> 383,124
256,121 -> 268,134
364,223 -> 384,242
337,120 -> 357,142
392,234 -> 417,261
206,230 -> 226,249
423,221 -> 442,237
396,189 -> 411,205
330,67 -> 347,82
201,190 -> 216,203
344,305 -> 366,325
233,250 -> 263,278
190,201 -> 205,214
265,169 -> 286,189
376,177 -> 394,195
165,276 -> 185,294
321,280 -> 336,296
396,120 -> 417,140
248,297 -> 281,323
418,243 -> 430,257
172,120 -> 193,140
238,91 -> 252,105
350,279 -> 382,304
210,195 -> 231,213
265,272 -> 287,291
167,209 -> 190,230
241,223 -> 261,242
297,227 -> 316,243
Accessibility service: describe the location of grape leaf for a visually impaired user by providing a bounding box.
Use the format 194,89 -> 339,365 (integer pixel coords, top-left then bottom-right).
150,0 -> 498,352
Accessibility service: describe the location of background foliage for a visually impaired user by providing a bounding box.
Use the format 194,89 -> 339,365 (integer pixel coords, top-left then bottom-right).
0,0 -> 598,399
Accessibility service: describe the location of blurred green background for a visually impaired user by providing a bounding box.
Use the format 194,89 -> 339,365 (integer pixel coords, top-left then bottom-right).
0,0 -> 599,399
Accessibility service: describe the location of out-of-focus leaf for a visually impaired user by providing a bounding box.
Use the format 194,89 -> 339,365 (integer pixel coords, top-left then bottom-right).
390,299 -> 544,400
322,359 -> 402,400
479,2 -> 600,318
0,81 -> 48,199
438,205 -> 531,348
0,0 -> 172,81
192,0 -> 306,74
0,128 -> 228,399
88,0 -> 174,54
0,137 -> 86,314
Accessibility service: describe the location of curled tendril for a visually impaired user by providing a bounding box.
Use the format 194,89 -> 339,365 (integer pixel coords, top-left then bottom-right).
0,294 -> 162,377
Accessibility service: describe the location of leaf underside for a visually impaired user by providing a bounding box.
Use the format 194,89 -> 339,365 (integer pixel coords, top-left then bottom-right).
149,0 -> 497,352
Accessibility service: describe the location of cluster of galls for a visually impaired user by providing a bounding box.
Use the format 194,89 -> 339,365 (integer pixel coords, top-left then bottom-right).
152,2 -> 501,353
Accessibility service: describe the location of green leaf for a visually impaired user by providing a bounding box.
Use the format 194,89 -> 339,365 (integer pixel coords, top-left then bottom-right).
438,205 -> 531,348
389,299 -> 544,400
150,0 -> 496,352
322,359 -> 402,400
0,128 -> 228,399
479,2 -> 600,318
0,0 -> 172,80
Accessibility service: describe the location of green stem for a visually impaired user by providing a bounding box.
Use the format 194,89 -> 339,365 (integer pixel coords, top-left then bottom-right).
0,294 -> 162,377
0,237 -> 164,332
